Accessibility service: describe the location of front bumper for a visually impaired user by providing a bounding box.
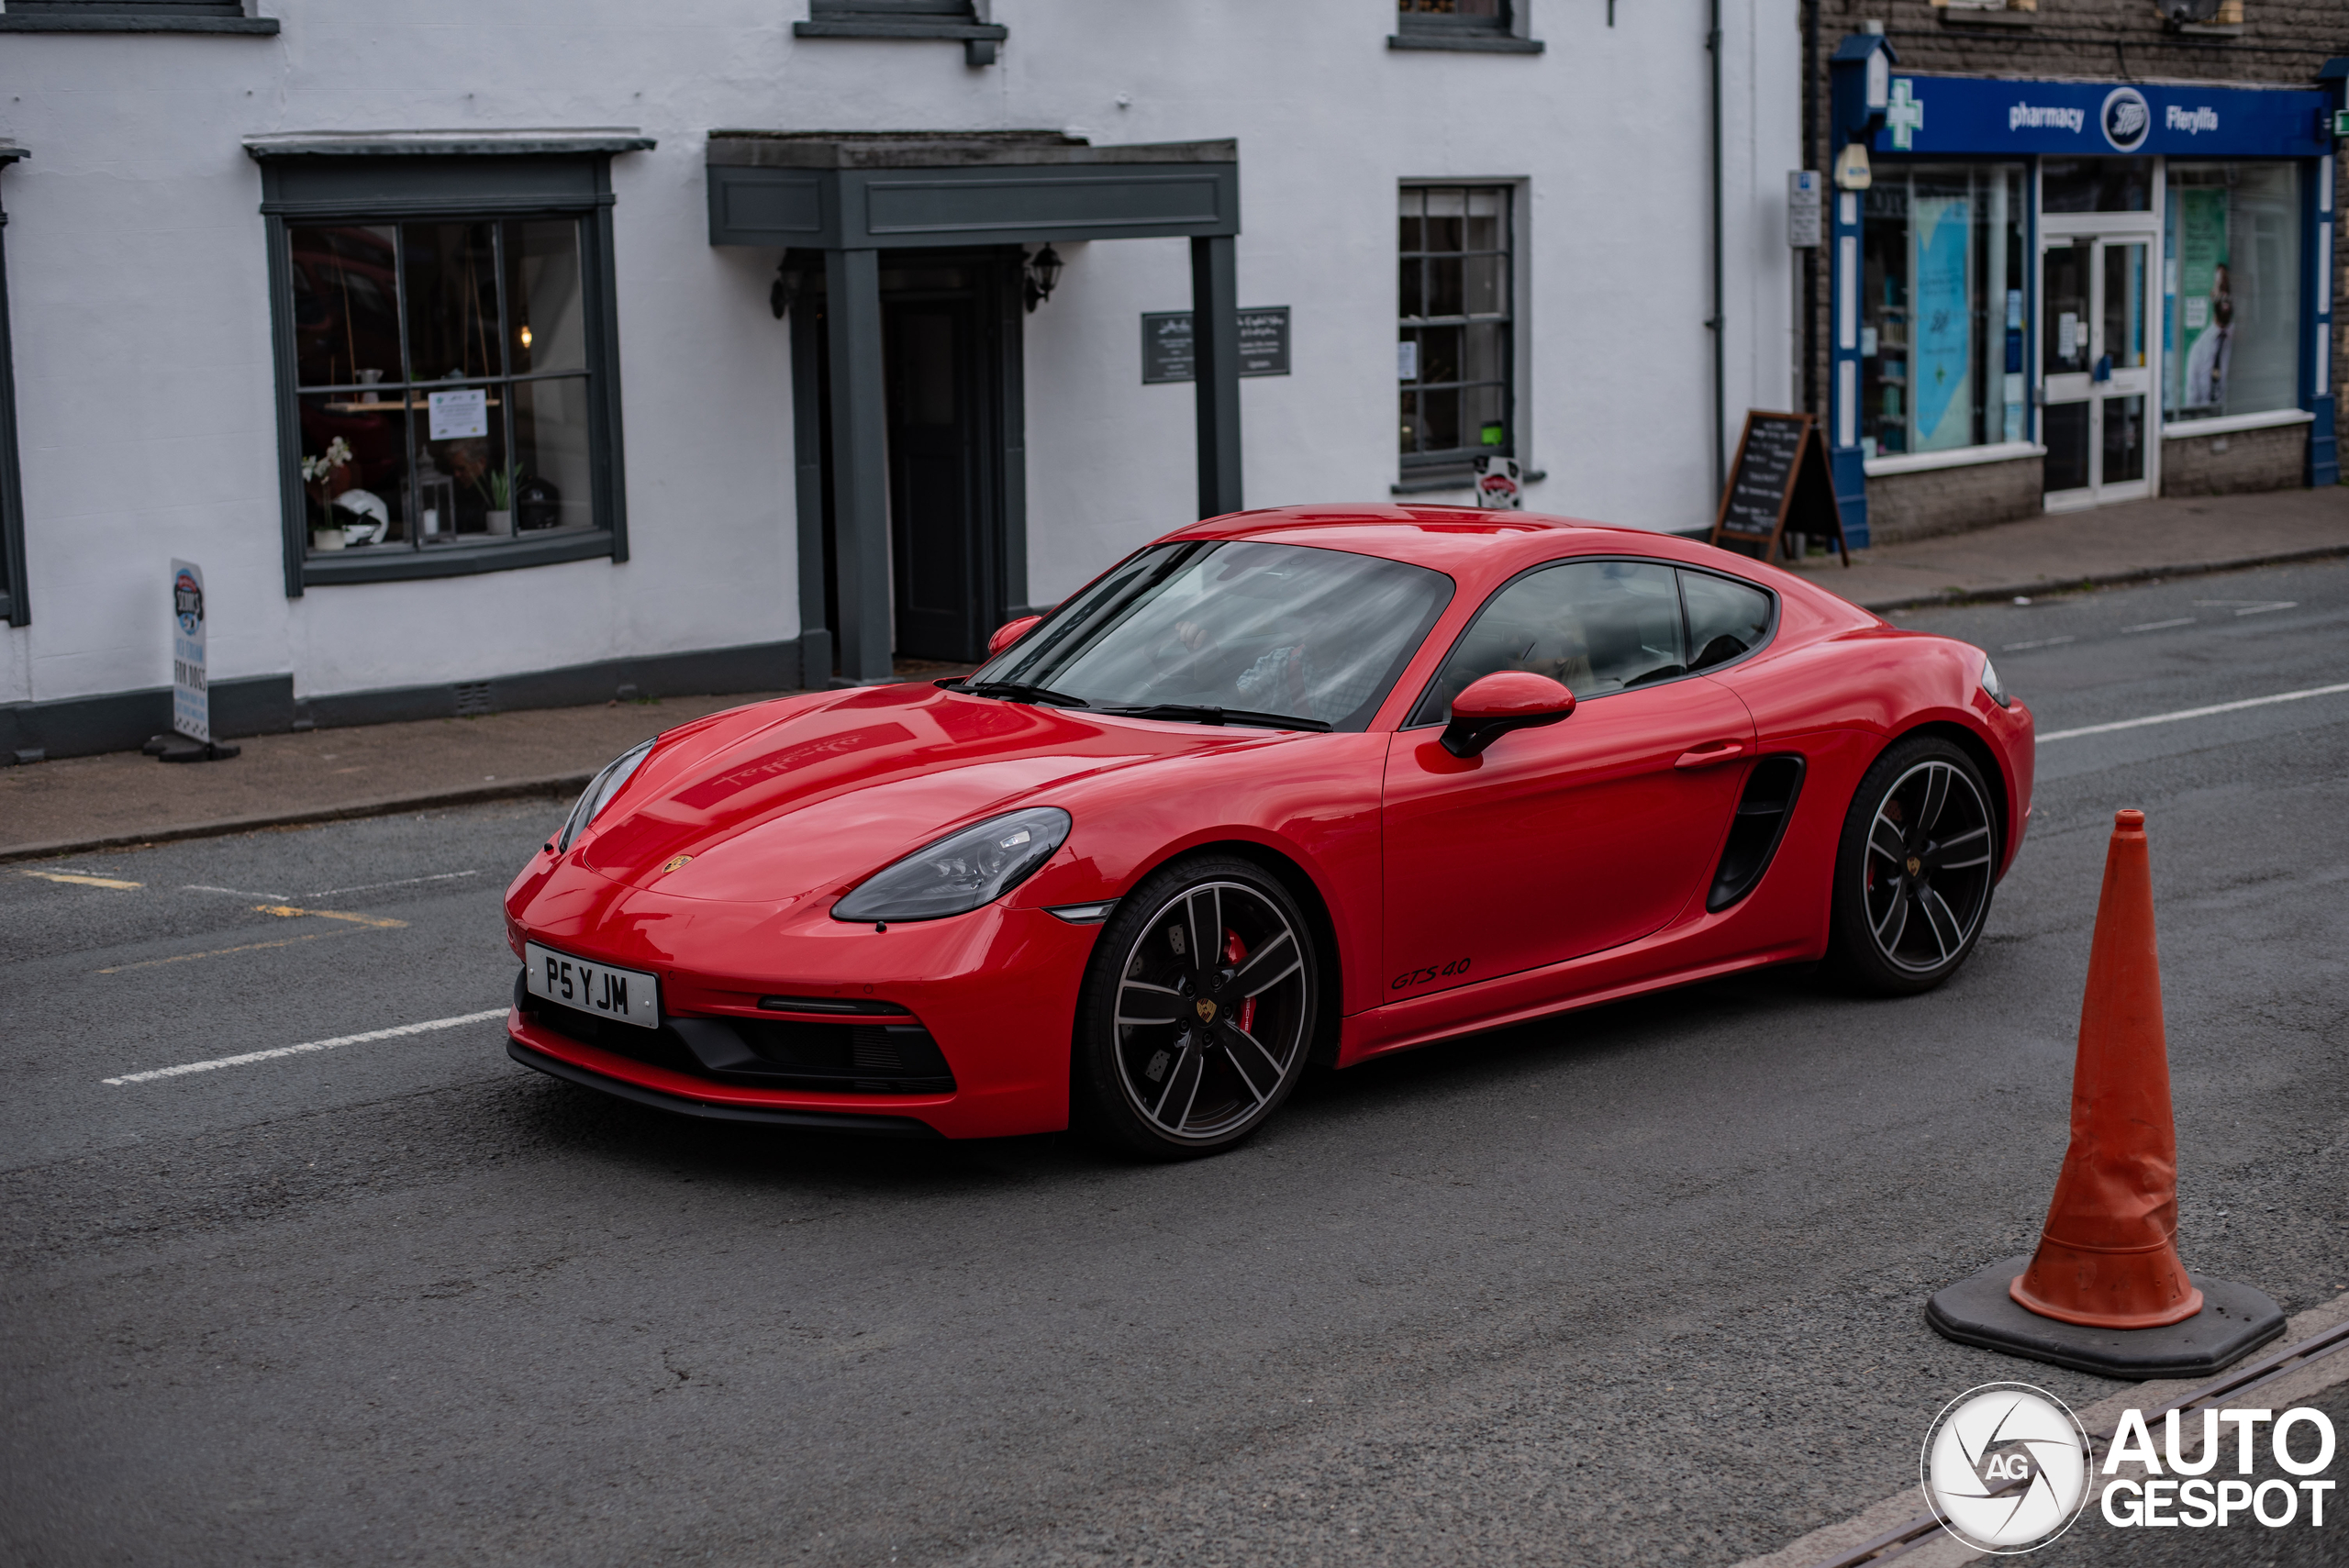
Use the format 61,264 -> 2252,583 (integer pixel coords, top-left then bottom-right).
504,878 -> 1103,1139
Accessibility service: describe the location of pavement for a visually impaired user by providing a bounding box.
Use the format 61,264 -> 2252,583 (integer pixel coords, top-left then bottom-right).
1,484 -> 2341,866
5,561 -> 2345,1565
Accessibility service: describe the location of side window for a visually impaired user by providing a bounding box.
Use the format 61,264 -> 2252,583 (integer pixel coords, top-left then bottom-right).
1411,561 -> 1686,724
1680,571 -> 1773,672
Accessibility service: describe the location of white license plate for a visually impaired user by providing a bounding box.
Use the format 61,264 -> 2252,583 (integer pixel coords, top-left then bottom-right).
525,942 -> 661,1029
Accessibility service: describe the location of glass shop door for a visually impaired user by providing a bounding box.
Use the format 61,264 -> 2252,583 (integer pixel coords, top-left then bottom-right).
2041,229 -> 2158,509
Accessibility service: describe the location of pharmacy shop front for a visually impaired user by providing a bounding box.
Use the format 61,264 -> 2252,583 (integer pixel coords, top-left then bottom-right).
1827,42 -> 2337,541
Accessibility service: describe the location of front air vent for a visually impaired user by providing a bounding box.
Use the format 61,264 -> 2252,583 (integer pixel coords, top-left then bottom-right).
1707,754 -> 1806,913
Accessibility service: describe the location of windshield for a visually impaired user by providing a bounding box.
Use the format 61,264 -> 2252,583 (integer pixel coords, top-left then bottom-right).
972,539 -> 1453,729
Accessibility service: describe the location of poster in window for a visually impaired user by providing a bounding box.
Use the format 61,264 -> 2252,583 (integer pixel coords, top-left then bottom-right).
1910,195 -> 1973,453
2175,189 -> 2230,414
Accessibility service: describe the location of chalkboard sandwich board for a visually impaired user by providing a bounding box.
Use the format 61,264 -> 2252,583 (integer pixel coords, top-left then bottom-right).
1710,411 -> 1848,568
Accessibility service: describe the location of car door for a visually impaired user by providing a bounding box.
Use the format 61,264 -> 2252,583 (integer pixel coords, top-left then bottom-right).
1381,559 -> 1756,1000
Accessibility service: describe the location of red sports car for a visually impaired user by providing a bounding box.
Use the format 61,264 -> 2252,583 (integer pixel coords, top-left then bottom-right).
505,505 -> 2033,1157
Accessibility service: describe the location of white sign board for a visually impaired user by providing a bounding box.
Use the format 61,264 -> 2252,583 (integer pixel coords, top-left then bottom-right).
171,558 -> 208,743
428,387 -> 488,440
1473,454 -> 1523,510
1787,171 -> 1823,249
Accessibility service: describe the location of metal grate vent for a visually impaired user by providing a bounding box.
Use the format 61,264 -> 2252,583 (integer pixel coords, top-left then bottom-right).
453,682 -> 494,717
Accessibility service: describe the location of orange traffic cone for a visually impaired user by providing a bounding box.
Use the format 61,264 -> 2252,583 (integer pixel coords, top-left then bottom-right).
1924,808 -> 2282,1377
2007,809 -> 2201,1328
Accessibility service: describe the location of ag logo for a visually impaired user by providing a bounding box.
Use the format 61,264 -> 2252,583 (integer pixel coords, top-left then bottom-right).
2101,87 -> 2151,151
1920,1383 -> 2092,1553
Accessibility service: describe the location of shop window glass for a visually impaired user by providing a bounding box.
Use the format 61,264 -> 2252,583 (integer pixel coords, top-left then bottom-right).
288,216 -> 597,557
2164,162 -> 2301,423
1399,184 -> 1513,469
2043,159 -> 2152,215
1859,163 -> 2026,459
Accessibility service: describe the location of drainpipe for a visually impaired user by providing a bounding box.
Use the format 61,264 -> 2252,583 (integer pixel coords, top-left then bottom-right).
1708,0 -> 1727,500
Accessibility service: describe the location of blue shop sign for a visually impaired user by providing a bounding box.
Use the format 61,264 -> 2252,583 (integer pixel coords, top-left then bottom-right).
1865,75 -> 2329,159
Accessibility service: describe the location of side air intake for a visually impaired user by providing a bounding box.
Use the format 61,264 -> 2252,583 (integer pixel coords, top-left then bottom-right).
1707,754 -> 1806,913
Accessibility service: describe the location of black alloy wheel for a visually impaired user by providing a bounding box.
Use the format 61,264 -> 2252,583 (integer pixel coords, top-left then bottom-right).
1073,855 -> 1319,1159
1828,735 -> 1999,995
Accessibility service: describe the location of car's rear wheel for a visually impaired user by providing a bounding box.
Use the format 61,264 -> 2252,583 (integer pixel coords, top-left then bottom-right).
1072,855 -> 1319,1160
1827,736 -> 1998,995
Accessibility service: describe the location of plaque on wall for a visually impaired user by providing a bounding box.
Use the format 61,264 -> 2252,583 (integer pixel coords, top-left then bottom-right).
1141,306 -> 1291,384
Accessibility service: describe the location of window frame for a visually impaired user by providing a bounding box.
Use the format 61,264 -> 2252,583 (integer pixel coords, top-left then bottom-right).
256,150 -> 630,594
0,0 -> 279,35
1402,556 -> 1780,728
1389,0 -> 1542,54
1399,181 -> 1520,478
0,146 -> 26,628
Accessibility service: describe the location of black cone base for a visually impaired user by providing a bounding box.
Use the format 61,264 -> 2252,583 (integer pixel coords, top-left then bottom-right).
157,740 -> 239,763
1926,1254 -> 2286,1379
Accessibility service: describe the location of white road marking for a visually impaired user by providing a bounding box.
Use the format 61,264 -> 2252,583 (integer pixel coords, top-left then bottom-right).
2233,601 -> 2298,617
184,884 -> 292,899
2195,599 -> 2300,616
2039,680 -> 2349,742
2121,617 -> 2198,634
2002,635 -> 2076,651
304,869 -> 481,897
103,1007 -> 509,1085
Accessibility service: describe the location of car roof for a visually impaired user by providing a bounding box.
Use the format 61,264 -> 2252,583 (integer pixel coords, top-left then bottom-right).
1170,503 -> 1738,579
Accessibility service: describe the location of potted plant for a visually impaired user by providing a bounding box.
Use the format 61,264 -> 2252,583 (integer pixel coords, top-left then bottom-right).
303,437 -> 354,550
477,462 -> 518,536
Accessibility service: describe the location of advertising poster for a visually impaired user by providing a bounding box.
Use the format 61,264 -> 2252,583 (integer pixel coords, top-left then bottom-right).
2174,188 -> 2229,413
171,558 -> 208,743
1910,195 -> 1974,451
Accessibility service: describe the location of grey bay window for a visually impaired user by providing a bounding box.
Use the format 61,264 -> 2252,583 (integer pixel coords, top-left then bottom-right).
250,137 -> 642,591
0,1 -> 279,34
1399,184 -> 1515,473
1391,0 -> 1542,54
796,1 -> 1006,66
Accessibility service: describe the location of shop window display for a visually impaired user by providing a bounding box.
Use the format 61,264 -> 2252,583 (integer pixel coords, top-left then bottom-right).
289,217 -> 596,555
1399,184 -> 1513,470
1859,163 -> 2025,460
2164,162 -> 2301,424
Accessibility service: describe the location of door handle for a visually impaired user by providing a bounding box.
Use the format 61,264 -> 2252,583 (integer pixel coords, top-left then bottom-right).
1675,740 -> 1747,770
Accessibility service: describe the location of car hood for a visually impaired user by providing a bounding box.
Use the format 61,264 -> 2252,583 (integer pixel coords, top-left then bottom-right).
569,683 -> 1286,905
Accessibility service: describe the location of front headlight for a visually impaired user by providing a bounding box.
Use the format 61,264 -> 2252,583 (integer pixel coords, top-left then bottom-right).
557,739 -> 655,851
1979,653 -> 2010,707
832,806 -> 1072,923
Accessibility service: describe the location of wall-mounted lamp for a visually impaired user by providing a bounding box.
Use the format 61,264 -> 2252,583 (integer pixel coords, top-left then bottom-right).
1023,245 -> 1063,314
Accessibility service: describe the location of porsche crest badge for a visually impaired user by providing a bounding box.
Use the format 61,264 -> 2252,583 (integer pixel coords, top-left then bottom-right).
660,853 -> 694,875
1195,998 -> 1217,1026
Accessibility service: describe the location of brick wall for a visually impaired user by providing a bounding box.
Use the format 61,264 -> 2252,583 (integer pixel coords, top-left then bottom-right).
1798,0 -> 2346,523
1865,453 -> 2046,542
2158,418 -> 2310,494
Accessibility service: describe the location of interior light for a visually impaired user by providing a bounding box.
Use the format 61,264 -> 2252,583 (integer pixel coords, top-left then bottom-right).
518,325 -> 533,349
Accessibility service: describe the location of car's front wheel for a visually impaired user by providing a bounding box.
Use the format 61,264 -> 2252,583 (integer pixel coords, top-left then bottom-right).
1072,855 -> 1319,1160
1827,735 -> 1999,995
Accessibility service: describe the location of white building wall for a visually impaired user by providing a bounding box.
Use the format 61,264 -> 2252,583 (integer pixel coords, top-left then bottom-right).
0,0 -> 1799,716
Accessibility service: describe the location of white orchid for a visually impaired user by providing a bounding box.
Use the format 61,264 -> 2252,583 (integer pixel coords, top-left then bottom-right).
301,436 -> 354,484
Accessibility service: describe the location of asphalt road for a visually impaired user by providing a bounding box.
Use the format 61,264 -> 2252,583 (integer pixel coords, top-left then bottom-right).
5,561 -> 2345,1567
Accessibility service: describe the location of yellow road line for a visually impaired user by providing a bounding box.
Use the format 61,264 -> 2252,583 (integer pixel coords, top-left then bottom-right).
97,925 -> 377,974
251,904 -> 407,929
18,870 -> 142,890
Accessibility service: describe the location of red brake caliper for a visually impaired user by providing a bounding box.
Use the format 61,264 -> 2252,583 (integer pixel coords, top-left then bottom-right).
1222,929 -> 1257,1034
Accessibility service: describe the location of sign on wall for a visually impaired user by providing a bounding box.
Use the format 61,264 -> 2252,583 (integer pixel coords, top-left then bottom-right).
1141,307 -> 1291,384
171,558 -> 208,744
1863,76 -> 2328,158
1787,171 -> 1822,249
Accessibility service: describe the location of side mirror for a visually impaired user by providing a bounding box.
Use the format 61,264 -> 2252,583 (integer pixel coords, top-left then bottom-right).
986,615 -> 1042,657
1440,671 -> 1575,758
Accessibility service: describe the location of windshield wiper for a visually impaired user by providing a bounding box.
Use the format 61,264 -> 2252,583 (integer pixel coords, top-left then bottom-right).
958,680 -> 1091,707
1102,704 -> 1331,731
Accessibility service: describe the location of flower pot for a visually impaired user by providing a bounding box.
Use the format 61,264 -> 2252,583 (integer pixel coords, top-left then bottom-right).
484,508 -> 513,537
310,527 -> 347,551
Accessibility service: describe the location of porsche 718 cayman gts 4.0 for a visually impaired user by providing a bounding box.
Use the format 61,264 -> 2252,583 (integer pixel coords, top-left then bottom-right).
505,506 -> 2033,1156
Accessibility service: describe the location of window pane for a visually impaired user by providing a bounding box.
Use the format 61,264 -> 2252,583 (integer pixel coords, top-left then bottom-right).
2103,394 -> 2146,484
1464,383 -> 1506,448
1463,320 -> 1506,383
513,376 -> 596,532
2103,241 -> 2147,370
416,384 -> 511,540
298,393 -> 409,550
1463,253 -> 1506,316
2165,161 -> 2300,421
1464,188 -> 1504,252
1423,188 -> 1464,253
505,219 -> 587,375
1399,258 -> 1424,321
1681,571 -> 1771,671
1398,187 -> 1424,254
1419,387 -> 1460,452
1416,561 -> 1687,722
1860,163 -> 2024,459
2043,243 -> 2090,375
1426,256 -> 1464,317
2043,402 -> 2090,491
290,225 -> 400,389
2043,158 -> 2150,215
1419,324 -> 1462,384
1399,390 -> 1420,454
403,222 -> 501,384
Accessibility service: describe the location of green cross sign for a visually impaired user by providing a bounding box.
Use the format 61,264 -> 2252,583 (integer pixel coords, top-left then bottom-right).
1887,79 -> 1924,151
